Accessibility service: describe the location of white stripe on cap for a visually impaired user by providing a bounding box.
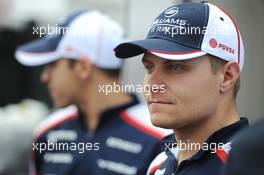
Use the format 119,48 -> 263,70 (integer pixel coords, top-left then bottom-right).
149,50 -> 207,60
15,50 -> 60,66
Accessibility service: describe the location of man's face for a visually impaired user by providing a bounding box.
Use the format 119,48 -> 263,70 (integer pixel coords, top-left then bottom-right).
142,54 -> 221,129
41,59 -> 81,107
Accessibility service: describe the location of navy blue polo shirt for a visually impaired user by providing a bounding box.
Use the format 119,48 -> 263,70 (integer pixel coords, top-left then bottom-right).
147,118 -> 249,175
31,95 -> 171,175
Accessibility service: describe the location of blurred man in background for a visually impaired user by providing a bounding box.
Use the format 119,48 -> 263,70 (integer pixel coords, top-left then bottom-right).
15,10 -> 170,175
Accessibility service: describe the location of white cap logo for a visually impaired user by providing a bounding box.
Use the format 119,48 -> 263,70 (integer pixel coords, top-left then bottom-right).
164,7 -> 179,18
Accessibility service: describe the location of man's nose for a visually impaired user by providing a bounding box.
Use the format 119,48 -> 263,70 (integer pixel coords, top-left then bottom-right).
144,69 -> 166,95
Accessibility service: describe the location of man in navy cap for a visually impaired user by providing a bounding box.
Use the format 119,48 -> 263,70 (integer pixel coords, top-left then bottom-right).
115,2 -> 248,175
15,10 -> 171,175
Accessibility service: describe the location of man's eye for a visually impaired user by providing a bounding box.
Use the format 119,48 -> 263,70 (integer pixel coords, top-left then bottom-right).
167,64 -> 186,72
47,61 -> 58,68
47,62 -> 54,67
143,64 -> 154,73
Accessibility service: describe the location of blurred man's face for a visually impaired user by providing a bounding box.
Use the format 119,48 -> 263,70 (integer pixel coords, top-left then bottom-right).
142,54 -> 221,130
41,59 -> 81,107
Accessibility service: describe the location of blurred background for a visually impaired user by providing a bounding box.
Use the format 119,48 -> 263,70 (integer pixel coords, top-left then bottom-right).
0,0 -> 263,174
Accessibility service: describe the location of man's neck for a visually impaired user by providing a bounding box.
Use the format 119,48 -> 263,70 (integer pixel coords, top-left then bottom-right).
174,103 -> 240,164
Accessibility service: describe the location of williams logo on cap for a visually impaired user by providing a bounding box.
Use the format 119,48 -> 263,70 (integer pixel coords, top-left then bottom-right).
164,7 -> 179,18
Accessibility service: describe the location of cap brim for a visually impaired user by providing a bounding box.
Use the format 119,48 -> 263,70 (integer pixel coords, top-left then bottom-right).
114,38 -> 206,60
15,35 -> 62,66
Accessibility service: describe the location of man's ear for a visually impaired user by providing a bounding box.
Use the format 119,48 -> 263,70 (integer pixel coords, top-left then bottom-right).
219,61 -> 240,94
74,56 -> 93,80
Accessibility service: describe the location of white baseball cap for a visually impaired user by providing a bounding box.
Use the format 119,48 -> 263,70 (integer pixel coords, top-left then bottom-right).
15,10 -> 125,69
115,2 -> 244,71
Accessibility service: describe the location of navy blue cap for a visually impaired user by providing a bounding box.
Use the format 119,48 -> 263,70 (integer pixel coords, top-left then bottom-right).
17,11 -> 86,54
115,3 -> 208,59
14,11 -> 88,66
114,2 -> 244,71
15,10 -> 125,68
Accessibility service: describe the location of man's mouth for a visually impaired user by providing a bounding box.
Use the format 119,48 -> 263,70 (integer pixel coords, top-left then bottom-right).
148,100 -> 173,105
